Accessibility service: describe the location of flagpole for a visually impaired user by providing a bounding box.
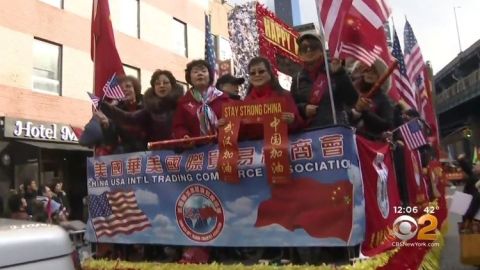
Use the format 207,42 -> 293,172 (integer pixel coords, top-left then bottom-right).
318,23 -> 337,125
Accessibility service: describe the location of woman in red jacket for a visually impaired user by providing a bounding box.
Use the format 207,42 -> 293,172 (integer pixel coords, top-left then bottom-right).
172,60 -> 230,140
240,57 -> 304,140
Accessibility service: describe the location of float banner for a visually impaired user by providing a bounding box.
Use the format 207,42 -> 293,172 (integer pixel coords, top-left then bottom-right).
357,137 -> 401,256
219,98 -> 290,184
86,126 -> 365,247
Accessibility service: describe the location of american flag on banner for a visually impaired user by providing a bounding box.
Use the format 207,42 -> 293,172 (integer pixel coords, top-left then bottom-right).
89,191 -> 151,238
205,14 -> 217,79
391,29 -> 417,110
103,73 -> 125,100
317,0 -> 392,65
399,119 -> 428,150
87,92 -> 100,109
403,20 -> 426,110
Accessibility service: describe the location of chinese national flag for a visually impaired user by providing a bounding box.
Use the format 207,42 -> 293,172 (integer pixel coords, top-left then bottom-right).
357,136 -> 400,256
91,0 -> 125,97
255,178 -> 353,242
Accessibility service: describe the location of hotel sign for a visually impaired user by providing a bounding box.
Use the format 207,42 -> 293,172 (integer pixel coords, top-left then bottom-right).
3,117 -> 79,143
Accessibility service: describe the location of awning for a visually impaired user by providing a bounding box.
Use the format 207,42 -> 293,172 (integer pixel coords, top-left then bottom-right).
18,141 -> 92,152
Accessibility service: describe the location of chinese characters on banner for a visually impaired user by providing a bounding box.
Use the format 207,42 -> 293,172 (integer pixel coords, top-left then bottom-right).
218,98 -> 291,184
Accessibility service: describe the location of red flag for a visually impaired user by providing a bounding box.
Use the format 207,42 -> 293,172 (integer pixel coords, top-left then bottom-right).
403,146 -> 429,206
70,125 -> 84,141
255,178 -> 353,242
357,136 -> 400,256
318,0 -> 391,65
91,0 -> 125,97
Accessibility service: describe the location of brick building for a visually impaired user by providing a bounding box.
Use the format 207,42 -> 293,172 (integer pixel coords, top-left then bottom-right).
0,0 -> 231,219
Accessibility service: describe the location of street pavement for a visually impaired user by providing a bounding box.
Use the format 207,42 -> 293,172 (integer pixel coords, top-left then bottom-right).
440,184 -> 478,270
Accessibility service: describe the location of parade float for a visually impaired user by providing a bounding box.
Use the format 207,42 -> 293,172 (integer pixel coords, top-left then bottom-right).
83,3 -> 447,270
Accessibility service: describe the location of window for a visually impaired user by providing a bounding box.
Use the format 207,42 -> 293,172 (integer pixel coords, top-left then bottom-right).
217,37 -> 232,61
172,18 -> 188,57
39,0 -> 63,8
33,39 -> 62,95
123,64 -> 141,81
114,0 -> 140,38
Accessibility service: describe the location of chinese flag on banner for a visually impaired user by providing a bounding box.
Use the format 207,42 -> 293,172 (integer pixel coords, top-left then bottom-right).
255,178 -> 353,242
91,0 -> 125,97
356,136 -> 400,256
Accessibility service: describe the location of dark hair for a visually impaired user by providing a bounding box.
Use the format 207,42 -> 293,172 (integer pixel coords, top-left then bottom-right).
118,75 -> 142,101
405,109 -> 420,118
150,69 -> 179,93
246,57 -> 284,95
8,194 -> 23,212
185,59 -> 214,86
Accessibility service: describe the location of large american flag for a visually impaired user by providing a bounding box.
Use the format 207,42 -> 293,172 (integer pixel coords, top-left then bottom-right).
205,14 -> 217,78
391,29 -> 417,110
318,0 -> 391,65
89,191 -> 151,238
403,20 -> 426,110
399,119 -> 428,150
103,73 -> 125,100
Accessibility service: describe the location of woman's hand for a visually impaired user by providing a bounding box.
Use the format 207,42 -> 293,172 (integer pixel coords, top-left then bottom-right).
94,111 -> 110,128
281,112 -> 295,124
355,97 -> 372,112
305,104 -> 318,118
217,118 -> 226,127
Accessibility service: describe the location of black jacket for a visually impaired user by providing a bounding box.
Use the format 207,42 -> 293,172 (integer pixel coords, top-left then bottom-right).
290,67 -> 357,129
350,92 -> 393,140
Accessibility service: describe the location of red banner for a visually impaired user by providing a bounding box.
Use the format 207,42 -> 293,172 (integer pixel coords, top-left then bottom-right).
218,99 -> 291,184
357,136 -> 401,256
403,147 -> 429,206
255,3 -> 300,70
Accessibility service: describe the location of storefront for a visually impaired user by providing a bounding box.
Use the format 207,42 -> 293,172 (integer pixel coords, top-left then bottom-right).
0,117 -> 92,220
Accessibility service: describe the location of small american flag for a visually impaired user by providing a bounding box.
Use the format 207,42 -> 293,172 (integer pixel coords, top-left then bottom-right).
89,191 -> 151,238
399,119 -> 427,150
103,73 -> 125,100
87,92 -> 100,109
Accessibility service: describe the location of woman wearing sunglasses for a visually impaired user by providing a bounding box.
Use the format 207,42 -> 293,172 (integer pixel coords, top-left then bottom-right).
291,32 -> 358,129
239,56 -> 304,140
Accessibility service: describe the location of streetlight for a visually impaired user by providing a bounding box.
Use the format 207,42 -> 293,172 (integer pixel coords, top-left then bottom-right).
453,6 -> 462,53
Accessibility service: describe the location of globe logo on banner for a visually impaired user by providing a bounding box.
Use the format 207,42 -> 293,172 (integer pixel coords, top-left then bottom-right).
176,184 -> 224,242
373,153 -> 389,219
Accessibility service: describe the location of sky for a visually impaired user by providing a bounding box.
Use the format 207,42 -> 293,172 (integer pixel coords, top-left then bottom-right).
226,0 -> 480,74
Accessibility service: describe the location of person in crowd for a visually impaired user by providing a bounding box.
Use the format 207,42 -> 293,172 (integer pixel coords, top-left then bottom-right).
52,180 -> 70,216
36,185 -> 67,223
8,194 -> 29,220
215,74 -> 244,100
238,56 -> 303,140
81,75 -> 145,155
101,70 -> 183,144
457,154 -> 480,222
23,179 -> 38,215
172,60 -> 230,141
349,59 -> 394,140
390,103 -> 410,206
291,32 -> 358,128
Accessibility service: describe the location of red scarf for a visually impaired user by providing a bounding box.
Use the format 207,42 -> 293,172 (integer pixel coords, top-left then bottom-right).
248,84 -> 276,100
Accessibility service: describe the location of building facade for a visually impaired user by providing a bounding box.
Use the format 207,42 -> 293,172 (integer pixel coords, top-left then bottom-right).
0,0 -> 231,219
434,39 -> 480,160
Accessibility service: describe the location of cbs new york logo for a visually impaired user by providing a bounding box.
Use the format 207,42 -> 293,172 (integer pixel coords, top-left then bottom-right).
392,206 -> 439,242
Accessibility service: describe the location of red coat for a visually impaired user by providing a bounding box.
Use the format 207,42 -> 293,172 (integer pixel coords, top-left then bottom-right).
240,84 -> 304,140
172,90 -> 230,139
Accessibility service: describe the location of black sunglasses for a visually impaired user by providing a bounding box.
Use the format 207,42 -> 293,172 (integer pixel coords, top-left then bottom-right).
249,69 -> 267,76
299,42 -> 322,54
